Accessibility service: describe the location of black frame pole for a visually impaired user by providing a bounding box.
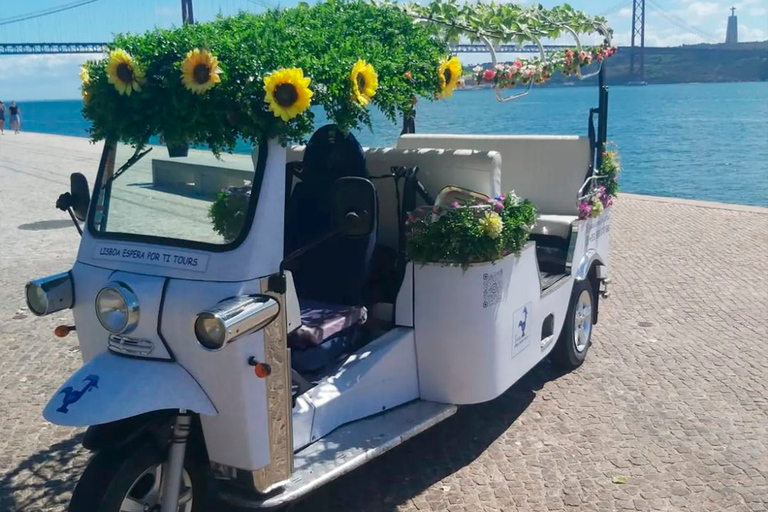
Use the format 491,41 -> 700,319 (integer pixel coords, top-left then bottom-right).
596,64 -> 609,170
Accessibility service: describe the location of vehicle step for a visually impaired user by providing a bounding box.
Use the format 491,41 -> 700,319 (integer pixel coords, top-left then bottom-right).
220,400 -> 458,509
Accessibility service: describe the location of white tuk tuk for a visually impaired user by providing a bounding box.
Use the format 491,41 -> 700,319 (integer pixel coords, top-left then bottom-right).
26,1 -> 618,510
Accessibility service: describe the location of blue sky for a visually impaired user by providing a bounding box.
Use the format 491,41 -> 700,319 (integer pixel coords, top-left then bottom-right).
1,0 -> 766,100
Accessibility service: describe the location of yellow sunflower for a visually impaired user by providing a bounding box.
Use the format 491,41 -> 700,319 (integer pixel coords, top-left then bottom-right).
79,66 -> 90,86
106,49 -> 144,96
181,49 -> 223,94
350,59 -> 378,106
263,68 -> 313,122
437,56 -> 461,99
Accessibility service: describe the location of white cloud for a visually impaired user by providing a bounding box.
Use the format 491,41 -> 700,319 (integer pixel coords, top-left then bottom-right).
617,7 -> 632,18
684,2 -> 719,18
0,53 -> 95,101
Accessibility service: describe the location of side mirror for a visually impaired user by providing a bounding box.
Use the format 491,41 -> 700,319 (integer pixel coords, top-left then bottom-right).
333,177 -> 377,237
70,173 -> 90,222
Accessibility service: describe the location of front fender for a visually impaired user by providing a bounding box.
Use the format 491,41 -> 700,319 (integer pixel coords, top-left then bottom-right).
44,351 -> 217,427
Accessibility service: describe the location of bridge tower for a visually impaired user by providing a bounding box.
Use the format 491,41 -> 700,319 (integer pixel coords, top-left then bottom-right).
629,0 -> 646,82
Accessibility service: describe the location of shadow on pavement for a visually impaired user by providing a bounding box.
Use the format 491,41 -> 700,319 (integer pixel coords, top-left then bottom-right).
0,434 -> 87,512
17,219 -> 75,231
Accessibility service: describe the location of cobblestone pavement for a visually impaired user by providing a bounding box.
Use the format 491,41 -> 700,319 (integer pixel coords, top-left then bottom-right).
1,133 -> 767,512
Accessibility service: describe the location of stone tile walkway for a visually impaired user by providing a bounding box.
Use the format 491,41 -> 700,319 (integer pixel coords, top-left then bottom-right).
1,133 -> 766,511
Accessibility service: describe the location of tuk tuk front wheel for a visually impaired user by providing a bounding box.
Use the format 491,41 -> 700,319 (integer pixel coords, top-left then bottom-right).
551,279 -> 594,371
69,442 -> 207,512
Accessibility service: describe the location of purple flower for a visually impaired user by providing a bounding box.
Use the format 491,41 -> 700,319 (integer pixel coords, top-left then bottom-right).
601,194 -> 613,208
494,201 -> 504,212
578,200 -> 592,220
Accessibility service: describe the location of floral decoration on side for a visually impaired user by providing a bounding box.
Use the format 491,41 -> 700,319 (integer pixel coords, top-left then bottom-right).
406,191 -> 537,268
578,147 -> 620,220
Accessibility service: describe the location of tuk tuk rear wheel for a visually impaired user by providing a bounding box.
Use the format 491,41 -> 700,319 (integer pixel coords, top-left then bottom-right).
69,442 -> 207,512
550,279 -> 594,371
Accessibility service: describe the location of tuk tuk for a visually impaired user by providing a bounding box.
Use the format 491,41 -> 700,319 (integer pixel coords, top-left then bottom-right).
25,1 -> 618,509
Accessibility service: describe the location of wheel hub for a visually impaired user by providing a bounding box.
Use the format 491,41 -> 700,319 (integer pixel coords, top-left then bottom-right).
573,289 -> 592,353
120,464 -> 194,512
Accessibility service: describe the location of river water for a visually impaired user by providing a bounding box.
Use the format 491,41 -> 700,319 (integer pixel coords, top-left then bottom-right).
6,82 -> 767,206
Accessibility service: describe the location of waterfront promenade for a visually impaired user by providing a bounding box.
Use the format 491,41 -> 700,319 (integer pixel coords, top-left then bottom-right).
1,132 -> 767,511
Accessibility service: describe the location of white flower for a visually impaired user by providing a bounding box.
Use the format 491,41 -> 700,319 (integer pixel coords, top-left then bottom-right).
473,65 -> 483,73
494,63 -> 505,71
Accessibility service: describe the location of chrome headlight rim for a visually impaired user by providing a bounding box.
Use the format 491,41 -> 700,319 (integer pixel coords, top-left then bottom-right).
194,312 -> 227,351
95,282 -> 139,334
25,272 -> 74,316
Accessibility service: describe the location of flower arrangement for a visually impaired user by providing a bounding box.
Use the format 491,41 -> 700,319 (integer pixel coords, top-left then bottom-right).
406,192 -> 537,267
209,185 -> 252,242
578,148 -> 620,219
79,1 -> 451,153
473,45 -> 617,88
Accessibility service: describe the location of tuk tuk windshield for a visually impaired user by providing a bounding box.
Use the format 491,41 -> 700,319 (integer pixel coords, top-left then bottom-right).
90,142 -> 257,247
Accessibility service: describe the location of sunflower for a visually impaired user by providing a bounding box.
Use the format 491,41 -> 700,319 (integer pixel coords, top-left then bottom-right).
106,49 -> 144,96
79,66 -> 90,86
263,68 -> 313,122
181,49 -> 223,94
437,56 -> 461,99
350,59 -> 378,106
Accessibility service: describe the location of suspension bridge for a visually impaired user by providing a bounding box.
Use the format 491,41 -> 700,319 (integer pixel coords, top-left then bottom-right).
0,0 -> 757,82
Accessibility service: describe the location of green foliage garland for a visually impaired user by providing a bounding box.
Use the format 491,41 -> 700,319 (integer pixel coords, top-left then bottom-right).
406,192 -> 537,267
81,0 -> 450,152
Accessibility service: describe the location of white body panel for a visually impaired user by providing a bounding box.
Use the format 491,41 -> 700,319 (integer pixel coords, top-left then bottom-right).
413,243 -> 570,403
292,327 -> 420,450
43,351 -> 216,426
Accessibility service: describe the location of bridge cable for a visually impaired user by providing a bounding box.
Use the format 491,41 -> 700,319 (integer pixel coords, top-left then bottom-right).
0,0 -> 103,27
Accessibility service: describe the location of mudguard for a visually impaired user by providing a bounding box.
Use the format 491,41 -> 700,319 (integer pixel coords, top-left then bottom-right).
44,351 -> 217,427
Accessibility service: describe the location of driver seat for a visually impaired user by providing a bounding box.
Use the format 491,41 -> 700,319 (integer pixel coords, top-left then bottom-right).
285,125 -> 377,372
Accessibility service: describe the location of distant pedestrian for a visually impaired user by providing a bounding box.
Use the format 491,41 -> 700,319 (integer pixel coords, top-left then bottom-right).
0,101 -> 5,134
9,101 -> 20,134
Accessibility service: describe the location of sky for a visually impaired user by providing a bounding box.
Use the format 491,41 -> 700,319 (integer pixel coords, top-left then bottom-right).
0,0 -> 766,101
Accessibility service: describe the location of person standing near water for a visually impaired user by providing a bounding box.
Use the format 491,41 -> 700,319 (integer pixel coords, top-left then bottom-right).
0,102 -> 5,134
9,101 -> 21,134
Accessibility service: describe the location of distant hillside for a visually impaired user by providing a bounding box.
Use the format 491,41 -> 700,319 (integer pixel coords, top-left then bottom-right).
469,41 -> 768,86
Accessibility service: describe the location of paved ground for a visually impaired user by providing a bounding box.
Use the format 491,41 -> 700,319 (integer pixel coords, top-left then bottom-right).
1,132 -> 767,512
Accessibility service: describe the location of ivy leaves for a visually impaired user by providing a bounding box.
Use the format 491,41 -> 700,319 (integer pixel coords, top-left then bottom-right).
82,1 -> 449,152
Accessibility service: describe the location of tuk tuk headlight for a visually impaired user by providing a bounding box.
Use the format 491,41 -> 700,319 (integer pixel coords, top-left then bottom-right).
194,295 -> 279,351
25,272 -> 74,316
95,282 -> 139,334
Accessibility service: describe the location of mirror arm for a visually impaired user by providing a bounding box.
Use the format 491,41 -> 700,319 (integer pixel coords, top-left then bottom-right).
55,192 -> 83,236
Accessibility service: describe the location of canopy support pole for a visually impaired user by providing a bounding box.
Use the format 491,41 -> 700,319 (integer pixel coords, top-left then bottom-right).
596,64 -> 609,170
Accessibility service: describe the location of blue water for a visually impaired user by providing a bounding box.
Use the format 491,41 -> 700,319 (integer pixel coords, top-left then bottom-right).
8,82 -> 768,206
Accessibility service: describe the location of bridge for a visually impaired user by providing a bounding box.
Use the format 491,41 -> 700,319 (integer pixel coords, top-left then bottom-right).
0,0 -> 755,81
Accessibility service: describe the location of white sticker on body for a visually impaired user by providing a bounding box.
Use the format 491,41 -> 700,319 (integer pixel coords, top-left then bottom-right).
93,243 -> 209,272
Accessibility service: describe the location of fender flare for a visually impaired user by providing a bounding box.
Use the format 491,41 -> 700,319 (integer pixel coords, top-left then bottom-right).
44,351 -> 217,427
575,249 -> 604,281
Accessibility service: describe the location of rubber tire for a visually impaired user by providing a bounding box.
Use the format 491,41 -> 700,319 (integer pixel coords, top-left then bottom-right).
551,278 -> 595,371
69,441 -> 207,512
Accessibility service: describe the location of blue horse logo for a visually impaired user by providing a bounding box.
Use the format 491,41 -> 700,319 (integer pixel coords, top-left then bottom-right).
57,374 -> 99,413
518,307 -> 528,338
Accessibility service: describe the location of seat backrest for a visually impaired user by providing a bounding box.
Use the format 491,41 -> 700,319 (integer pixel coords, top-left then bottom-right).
397,134 -> 590,215
288,146 -> 501,249
285,126 -> 375,306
